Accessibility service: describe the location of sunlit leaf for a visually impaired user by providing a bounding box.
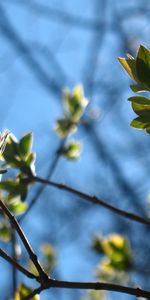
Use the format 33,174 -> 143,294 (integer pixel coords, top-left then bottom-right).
60,141 -> 82,160
15,284 -> 39,300
1,135 -> 19,167
0,177 -> 29,201
64,85 -> 88,121
118,57 -> 138,82
92,233 -> 132,284
8,199 -> 28,215
55,117 -> 77,138
1,132 -> 35,176
19,133 -> 32,158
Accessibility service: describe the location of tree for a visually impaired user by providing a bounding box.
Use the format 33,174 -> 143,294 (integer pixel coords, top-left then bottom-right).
0,52 -> 150,299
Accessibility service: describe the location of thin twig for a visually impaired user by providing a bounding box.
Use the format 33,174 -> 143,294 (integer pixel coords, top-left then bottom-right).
0,200 -> 47,279
23,286 -> 43,300
19,139 -> 65,222
32,176 -> 150,226
0,248 -> 35,279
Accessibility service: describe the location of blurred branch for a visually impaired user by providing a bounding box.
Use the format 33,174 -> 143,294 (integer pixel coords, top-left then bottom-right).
82,122 -> 147,217
19,139 -> 66,222
83,0 -> 107,96
2,0 -> 103,31
0,4 -> 62,96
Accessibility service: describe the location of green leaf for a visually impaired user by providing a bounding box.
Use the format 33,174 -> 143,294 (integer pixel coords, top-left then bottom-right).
64,85 -> 88,121
128,96 -> 150,105
0,180 -> 19,193
0,178 -> 28,201
16,284 -> 39,300
25,152 -> 36,166
132,102 -> 150,118
1,136 -> 20,167
19,133 -> 32,158
118,57 -> 138,82
60,141 -> 82,160
0,223 -> 11,241
8,199 -> 28,215
94,234 -> 132,284
130,83 -> 149,92
136,45 -> 150,88
55,118 -> 77,138
130,117 -> 150,129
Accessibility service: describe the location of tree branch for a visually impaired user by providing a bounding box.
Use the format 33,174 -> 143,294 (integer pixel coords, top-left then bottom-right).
0,248 -> 35,279
23,279 -> 150,300
32,175 -> 150,226
0,200 -> 47,279
19,139 -> 66,222
0,198 -> 149,300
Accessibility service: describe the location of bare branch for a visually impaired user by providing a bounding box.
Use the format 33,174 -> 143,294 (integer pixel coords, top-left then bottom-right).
33,176 -> 150,226
23,279 -> 150,299
19,139 -> 66,222
0,248 -> 35,279
0,200 -> 47,279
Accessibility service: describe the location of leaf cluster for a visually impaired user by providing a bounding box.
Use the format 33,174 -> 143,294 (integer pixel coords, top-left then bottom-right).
92,234 -> 132,283
118,45 -> 150,133
55,85 -> 88,160
0,132 -> 36,241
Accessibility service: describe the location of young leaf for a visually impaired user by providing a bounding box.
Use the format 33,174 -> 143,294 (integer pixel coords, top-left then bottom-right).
60,141 -> 82,160
1,135 -> 19,167
136,45 -> 150,88
128,96 -> 150,105
64,85 -> 88,121
19,133 -> 32,158
130,83 -> 149,92
15,284 -> 39,300
55,118 -> 77,138
8,199 -> 28,215
0,177 -> 29,201
130,117 -> 150,129
132,102 -> 150,118
118,57 -> 138,82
